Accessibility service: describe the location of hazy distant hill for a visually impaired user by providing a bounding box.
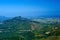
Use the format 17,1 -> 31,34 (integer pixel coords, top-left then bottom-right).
2,16 -> 32,30
0,16 -> 10,22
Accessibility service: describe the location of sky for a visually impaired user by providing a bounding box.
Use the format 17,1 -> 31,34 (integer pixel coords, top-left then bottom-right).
0,0 -> 60,17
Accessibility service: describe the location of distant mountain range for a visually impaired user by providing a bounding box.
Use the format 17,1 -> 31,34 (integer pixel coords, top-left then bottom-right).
0,15 -> 60,22
27,16 -> 60,19
0,16 -> 10,21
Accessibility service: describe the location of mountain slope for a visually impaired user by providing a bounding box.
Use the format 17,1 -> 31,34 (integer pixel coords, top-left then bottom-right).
0,16 -> 60,40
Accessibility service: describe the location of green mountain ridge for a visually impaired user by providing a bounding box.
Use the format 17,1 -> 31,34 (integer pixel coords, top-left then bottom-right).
0,16 -> 60,40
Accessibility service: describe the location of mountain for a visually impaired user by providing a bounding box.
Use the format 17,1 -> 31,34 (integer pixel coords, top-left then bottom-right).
2,16 -> 32,30
0,16 -> 32,38
0,16 -> 10,22
0,16 -> 60,40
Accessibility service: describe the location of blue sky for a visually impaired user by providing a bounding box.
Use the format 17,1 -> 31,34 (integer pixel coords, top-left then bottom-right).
0,0 -> 60,17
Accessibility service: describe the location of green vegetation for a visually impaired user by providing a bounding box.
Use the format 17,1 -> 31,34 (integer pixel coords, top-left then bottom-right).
0,16 -> 60,40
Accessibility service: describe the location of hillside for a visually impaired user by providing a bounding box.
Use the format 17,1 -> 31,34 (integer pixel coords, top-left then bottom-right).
0,16 -> 60,40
